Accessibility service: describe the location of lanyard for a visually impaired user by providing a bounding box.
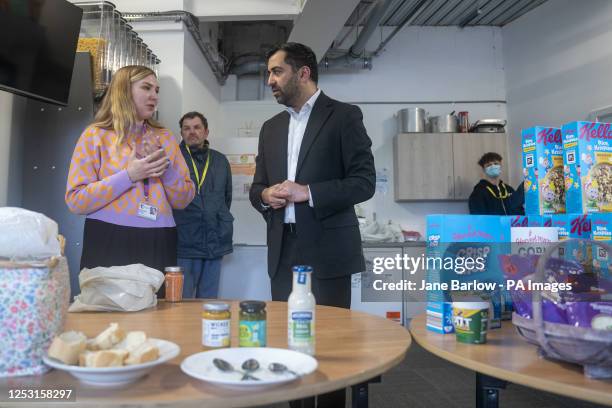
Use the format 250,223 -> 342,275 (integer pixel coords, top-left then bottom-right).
186,146 -> 210,194
486,182 -> 509,199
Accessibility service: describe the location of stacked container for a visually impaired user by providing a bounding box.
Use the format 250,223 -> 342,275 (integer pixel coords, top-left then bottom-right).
75,2 -> 118,97
74,1 -> 161,98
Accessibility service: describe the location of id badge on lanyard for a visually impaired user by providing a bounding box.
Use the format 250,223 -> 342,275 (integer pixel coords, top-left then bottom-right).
138,178 -> 158,221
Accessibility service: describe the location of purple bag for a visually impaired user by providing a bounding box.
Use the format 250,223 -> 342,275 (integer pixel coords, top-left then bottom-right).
566,302 -> 612,330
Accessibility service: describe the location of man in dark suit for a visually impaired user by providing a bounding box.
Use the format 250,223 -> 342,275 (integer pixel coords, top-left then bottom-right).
249,41 -> 375,408
250,42 -> 375,309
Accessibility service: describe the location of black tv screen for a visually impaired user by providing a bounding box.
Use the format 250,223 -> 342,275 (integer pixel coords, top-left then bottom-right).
0,0 -> 83,106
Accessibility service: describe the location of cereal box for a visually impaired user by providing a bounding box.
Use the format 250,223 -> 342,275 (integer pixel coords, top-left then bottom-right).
551,214 -> 570,241
562,121 -> 612,214
591,213 -> 612,278
426,215 -> 511,333
522,126 -> 566,215
506,215 -> 528,227
528,215 -> 552,227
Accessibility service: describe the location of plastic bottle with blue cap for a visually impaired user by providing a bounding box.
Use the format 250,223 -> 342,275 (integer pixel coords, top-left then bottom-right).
287,265 -> 316,355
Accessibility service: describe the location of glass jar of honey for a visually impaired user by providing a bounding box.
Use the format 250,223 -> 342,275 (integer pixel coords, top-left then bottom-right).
202,302 -> 231,348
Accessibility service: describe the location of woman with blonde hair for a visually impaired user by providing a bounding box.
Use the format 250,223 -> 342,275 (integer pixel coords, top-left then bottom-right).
66,65 -> 195,296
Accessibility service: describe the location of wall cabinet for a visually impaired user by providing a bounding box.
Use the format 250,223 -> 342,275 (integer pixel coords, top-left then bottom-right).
393,132 -> 508,201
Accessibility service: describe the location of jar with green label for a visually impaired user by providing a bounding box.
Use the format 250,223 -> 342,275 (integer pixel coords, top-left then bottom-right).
239,300 -> 267,347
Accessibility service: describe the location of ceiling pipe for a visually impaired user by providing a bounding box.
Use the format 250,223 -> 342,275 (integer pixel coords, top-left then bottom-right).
320,0 -> 395,71
336,0 -> 380,48
373,0 -> 430,56
122,11 -> 226,85
231,0 -> 395,75
232,61 -> 267,77
348,0 -> 395,58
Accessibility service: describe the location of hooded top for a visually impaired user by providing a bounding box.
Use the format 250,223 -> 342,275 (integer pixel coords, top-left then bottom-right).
468,179 -> 524,215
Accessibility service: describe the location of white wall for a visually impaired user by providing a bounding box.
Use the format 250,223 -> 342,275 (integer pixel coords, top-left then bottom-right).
323,25 -> 506,103
182,28 -> 221,132
132,21 -> 221,137
503,0 -> 612,184
0,91 -> 26,207
221,26 -> 508,243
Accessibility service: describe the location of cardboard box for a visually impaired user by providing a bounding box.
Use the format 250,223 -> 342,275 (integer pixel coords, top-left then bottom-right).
522,126 -> 566,215
562,121 -> 612,214
426,215 -> 511,333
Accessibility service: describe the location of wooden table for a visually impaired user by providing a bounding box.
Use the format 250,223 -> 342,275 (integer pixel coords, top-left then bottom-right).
409,314 -> 612,408
1,301 -> 411,408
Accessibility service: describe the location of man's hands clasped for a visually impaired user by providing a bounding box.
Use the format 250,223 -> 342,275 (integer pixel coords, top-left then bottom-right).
261,180 -> 310,209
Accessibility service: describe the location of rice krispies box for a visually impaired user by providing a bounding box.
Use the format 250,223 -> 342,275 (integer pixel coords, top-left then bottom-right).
551,214 -> 570,241
528,215 -> 552,227
426,215 -> 511,333
523,126 -> 566,215
591,213 -> 612,278
562,121 -> 612,213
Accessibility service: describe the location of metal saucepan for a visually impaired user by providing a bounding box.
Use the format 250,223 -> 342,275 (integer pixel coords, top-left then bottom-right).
429,113 -> 458,133
398,107 -> 427,133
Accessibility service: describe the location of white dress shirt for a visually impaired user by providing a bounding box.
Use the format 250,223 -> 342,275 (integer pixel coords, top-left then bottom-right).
284,88 -> 321,223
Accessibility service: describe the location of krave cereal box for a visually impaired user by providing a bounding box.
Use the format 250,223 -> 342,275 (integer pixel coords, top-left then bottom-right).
562,121 -> 612,213
522,126 -> 566,215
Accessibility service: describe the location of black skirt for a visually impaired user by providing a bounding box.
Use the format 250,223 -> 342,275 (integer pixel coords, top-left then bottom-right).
80,218 -> 177,296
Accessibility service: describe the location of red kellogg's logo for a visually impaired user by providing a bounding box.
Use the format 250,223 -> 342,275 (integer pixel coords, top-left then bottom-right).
537,128 -> 561,146
578,123 -> 612,142
570,215 -> 591,237
510,216 -> 528,227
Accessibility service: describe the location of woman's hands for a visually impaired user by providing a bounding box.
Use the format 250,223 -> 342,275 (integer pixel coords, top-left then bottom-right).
127,147 -> 170,182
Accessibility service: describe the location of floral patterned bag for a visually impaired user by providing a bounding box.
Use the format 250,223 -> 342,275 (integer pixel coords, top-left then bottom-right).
0,257 -> 70,377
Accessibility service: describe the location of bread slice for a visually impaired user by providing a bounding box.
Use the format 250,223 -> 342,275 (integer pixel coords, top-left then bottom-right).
114,331 -> 147,352
79,349 -> 129,367
124,340 -> 159,365
88,323 -> 125,350
47,331 -> 87,365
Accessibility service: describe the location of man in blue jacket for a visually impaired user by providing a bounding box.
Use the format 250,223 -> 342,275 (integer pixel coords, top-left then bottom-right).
174,111 -> 234,298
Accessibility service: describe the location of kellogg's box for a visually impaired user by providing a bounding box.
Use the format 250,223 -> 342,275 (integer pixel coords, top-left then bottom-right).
506,215 -> 528,227
562,121 -> 612,214
522,127 -> 566,215
426,215 -> 511,333
551,214 -> 570,241
591,213 -> 612,278
528,215 -> 552,227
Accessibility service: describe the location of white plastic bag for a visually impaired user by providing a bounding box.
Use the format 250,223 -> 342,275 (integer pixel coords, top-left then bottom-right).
0,207 -> 61,261
69,264 -> 165,312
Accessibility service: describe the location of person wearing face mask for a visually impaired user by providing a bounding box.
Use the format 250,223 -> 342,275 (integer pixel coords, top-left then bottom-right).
65,66 -> 195,296
468,152 -> 525,215
173,112 -> 233,299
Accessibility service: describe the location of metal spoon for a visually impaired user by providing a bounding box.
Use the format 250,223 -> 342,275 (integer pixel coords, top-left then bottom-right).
212,358 -> 260,381
268,362 -> 300,377
241,358 -> 260,380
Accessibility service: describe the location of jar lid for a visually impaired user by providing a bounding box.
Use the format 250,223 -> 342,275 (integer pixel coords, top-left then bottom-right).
165,266 -> 183,273
239,300 -> 266,313
203,302 -> 230,312
292,265 -> 313,273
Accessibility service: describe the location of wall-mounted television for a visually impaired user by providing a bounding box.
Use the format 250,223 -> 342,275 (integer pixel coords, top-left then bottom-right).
0,0 -> 83,106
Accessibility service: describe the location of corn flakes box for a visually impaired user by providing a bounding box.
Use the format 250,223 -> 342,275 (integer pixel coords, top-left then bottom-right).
523,126 -> 566,215
426,215 -> 511,333
562,121 -> 612,213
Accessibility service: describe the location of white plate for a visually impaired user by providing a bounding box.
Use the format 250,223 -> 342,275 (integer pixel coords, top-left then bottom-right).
180,347 -> 318,387
43,339 -> 180,386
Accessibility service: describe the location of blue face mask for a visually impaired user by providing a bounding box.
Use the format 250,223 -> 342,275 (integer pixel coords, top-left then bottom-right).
485,164 -> 501,178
